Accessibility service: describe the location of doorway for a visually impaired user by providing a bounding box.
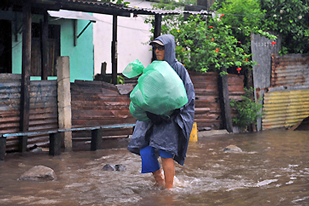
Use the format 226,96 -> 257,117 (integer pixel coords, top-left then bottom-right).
0,19 -> 12,73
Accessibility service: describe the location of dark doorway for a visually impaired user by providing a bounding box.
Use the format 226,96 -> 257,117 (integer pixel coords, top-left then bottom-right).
31,23 -> 60,76
0,19 -> 12,73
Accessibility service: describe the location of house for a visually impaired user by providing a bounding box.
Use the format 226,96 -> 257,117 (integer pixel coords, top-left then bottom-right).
0,2 -> 95,82
93,0 -> 154,75
0,0 -> 207,155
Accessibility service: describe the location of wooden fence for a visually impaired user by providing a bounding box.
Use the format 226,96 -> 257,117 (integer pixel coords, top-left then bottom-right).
190,72 -> 245,130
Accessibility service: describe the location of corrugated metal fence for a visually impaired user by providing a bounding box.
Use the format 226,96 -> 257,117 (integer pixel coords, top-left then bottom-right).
70,80 -> 136,142
271,54 -> 309,87
0,74 -> 58,152
263,89 -> 309,130
1,72 -> 245,151
262,54 -> 309,130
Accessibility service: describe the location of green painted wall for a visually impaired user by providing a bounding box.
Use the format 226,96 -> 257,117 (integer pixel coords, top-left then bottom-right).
1,11 -> 94,82
60,19 -> 94,82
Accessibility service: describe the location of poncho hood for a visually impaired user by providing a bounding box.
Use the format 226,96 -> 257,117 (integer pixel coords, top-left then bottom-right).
154,34 -> 178,69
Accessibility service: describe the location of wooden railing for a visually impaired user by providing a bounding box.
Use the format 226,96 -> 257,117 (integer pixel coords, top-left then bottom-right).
0,123 -> 135,161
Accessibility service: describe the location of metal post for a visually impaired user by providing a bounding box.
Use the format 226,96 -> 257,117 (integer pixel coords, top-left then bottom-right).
152,14 -> 162,61
49,132 -> 61,156
111,14 -> 118,84
91,128 -> 102,151
0,137 -> 6,161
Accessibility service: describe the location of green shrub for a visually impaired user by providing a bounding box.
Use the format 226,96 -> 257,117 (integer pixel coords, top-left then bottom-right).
230,87 -> 263,131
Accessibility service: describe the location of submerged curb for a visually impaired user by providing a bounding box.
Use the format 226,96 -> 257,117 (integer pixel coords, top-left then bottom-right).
197,130 -> 229,138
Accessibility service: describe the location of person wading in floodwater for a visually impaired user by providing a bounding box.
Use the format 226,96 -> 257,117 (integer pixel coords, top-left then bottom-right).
127,34 -> 195,189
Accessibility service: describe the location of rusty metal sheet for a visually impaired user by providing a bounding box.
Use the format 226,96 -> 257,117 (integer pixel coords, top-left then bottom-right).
0,75 -> 58,152
71,80 -> 135,140
271,54 -> 309,87
262,89 -> 309,130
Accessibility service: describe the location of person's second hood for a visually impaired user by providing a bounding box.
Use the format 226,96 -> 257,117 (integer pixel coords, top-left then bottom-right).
154,34 -> 178,69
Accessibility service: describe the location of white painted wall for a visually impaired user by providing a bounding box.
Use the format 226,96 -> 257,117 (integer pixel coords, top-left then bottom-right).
93,0 -> 155,75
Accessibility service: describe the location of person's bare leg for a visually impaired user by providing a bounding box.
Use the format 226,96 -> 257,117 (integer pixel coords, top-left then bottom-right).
152,169 -> 165,188
161,157 -> 175,189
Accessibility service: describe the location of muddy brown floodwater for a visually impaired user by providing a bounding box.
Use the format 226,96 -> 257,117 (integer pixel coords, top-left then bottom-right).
0,129 -> 308,206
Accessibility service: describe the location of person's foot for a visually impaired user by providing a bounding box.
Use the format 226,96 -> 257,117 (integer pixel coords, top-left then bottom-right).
152,169 -> 165,188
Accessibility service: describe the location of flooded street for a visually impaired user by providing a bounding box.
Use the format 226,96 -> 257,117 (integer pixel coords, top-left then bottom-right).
0,129 -> 308,206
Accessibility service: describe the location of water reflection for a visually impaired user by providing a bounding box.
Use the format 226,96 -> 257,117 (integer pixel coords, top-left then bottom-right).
0,129 -> 308,205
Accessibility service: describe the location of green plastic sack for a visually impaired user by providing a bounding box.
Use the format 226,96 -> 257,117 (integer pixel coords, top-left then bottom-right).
123,59 -> 188,121
122,59 -> 144,78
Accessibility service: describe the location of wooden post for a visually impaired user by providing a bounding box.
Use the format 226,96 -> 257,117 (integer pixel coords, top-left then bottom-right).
245,66 -> 254,132
91,128 -> 102,151
41,10 -> 48,80
49,133 -> 61,156
57,56 -> 72,151
152,14 -> 162,61
19,1 -> 32,152
0,137 -> 6,161
218,68 -> 233,133
111,14 -> 118,84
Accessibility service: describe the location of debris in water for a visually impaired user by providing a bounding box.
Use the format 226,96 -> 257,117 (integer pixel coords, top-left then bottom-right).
256,179 -> 278,187
102,164 -> 126,171
115,164 -> 126,171
223,145 -> 243,153
102,164 -> 116,171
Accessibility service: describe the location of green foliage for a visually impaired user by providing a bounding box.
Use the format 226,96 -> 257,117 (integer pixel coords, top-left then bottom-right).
230,87 -> 263,131
96,0 -> 130,6
144,0 -> 187,36
145,0 -> 275,74
169,15 -> 256,74
260,0 -> 309,54
211,0 -> 276,59
110,75 -> 125,84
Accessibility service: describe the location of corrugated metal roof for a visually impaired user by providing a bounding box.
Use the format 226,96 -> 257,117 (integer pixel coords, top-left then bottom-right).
9,0 -> 212,17
262,89 -> 309,130
48,9 -> 99,21
56,0 -> 211,16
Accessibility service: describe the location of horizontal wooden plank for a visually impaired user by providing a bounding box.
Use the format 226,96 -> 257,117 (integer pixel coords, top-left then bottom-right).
73,135 -> 129,141
29,118 -> 58,126
0,73 -> 21,80
72,119 -> 136,126
0,82 -> 21,87
71,95 -> 128,102
30,80 -> 57,86
0,122 -> 19,129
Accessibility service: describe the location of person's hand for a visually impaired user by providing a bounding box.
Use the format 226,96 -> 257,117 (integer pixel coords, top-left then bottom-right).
146,111 -> 170,125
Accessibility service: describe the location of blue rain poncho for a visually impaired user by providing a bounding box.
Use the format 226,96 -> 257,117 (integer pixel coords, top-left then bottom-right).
127,34 -> 195,166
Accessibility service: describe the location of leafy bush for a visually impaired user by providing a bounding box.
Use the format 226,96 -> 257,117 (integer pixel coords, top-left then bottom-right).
169,14 -> 256,74
145,0 -> 276,74
230,87 -> 263,131
214,0 -> 309,54
212,0 -> 268,54
260,0 -> 309,54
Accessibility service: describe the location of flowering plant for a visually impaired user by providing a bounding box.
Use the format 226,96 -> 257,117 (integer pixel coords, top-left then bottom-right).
167,14 -> 255,75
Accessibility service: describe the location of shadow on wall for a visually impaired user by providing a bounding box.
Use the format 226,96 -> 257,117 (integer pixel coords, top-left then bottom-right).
289,116 -> 309,131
